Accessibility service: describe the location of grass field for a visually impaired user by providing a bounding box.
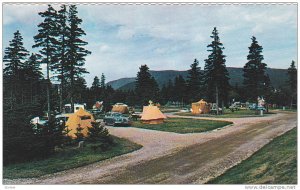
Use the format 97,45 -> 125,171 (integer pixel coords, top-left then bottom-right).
131,118 -> 232,133
207,127 -> 297,184
3,136 -> 142,179
175,109 -> 275,118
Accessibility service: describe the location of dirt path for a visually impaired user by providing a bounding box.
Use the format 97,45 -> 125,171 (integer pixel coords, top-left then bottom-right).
3,111 -> 297,184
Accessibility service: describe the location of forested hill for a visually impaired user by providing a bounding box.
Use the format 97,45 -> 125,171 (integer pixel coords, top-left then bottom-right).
107,67 -> 288,91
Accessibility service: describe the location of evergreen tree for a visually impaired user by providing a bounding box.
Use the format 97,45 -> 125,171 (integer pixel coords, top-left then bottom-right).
74,124 -> 84,141
3,30 -> 29,109
204,27 -> 230,112
33,5 -> 59,117
90,76 -> 101,102
243,36 -> 268,101
73,77 -> 88,103
287,60 -> 297,108
160,84 -> 168,104
125,90 -> 137,106
24,53 -> 43,80
65,5 -> 91,112
88,122 -> 114,151
100,73 -> 106,89
87,122 -> 112,143
186,59 -> 202,102
3,30 -> 29,78
23,54 -> 44,104
135,64 -> 159,105
174,75 -> 187,104
91,76 -> 101,89
52,4 -> 69,112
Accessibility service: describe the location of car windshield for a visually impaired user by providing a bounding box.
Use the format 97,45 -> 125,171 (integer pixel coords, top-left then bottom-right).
112,113 -> 122,117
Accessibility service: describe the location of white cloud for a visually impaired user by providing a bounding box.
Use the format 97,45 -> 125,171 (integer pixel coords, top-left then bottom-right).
3,3 -> 297,86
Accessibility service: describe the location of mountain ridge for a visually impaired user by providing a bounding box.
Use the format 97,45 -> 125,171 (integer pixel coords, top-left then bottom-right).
107,67 -> 288,91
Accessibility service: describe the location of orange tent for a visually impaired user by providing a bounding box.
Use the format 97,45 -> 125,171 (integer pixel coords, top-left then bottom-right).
112,103 -> 129,114
141,106 -> 167,124
65,108 -> 95,138
191,99 -> 210,114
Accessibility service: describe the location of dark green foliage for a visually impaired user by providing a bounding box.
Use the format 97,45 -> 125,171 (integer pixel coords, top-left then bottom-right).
72,77 -> 88,103
91,76 -> 101,89
33,4 -> 59,115
74,125 -> 84,141
87,122 -> 114,151
3,137 -> 142,179
24,53 -> 43,80
287,60 -> 297,91
287,60 -> 297,108
3,109 -> 64,165
3,30 -> 29,77
65,5 -> 91,112
100,73 -> 106,89
52,4 -> 69,112
135,64 -> 160,105
203,27 -> 230,104
243,36 -> 269,101
187,59 -> 202,102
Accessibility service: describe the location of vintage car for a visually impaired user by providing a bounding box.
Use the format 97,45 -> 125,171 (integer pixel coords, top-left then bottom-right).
103,112 -> 131,126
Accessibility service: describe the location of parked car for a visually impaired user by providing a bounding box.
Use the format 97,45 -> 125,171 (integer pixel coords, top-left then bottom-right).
248,103 -> 257,110
179,108 -> 190,113
103,112 -> 131,126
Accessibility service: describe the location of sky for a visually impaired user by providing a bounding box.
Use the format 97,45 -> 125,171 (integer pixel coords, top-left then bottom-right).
3,3 -> 297,86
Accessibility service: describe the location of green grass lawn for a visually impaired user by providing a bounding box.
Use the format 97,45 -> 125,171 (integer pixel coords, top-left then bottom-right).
207,128 -> 297,184
3,136 -> 142,179
131,118 -> 232,133
175,109 -> 275,118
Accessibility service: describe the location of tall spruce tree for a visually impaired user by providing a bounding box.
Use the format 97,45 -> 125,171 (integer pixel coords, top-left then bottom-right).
91,76 -> 101,89
174,75 -> 187,104
135,64 -> 159,105
243,36 -> 268,101
24,54 -> 43,104
186,59 -> 202,102
3,30 -> 29,109
52,4 -> 69,112
3,30 -> 29,78
100,73 -> 106,89
65,5 -> 91,112
91,76 -> 101,101
287,60 -> 297,108
24,53 -> 43,80
33,5 -> 59,117
204,27 -> 230,112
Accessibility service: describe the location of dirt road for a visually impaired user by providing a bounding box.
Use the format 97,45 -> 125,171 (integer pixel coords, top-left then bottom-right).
4,111 -> 297,184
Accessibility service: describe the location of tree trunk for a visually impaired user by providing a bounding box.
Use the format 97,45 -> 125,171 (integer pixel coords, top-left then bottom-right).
70,72 -> 74,113
46,43 -> 51,119
60,79 -> 63,113
290,95 -> 293,109
216,85 -> 219,115
222,100 -> 224,115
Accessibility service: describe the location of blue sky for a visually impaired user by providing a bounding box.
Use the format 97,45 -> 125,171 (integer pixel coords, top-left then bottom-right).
3,3 -> 297,86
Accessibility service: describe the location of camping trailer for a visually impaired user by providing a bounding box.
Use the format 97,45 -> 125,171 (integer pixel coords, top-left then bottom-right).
64,103 -> 86,113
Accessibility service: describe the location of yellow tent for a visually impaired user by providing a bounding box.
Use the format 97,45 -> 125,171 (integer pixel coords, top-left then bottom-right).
112,103 -> 129,114
65,108 -> 95,138
141,106 -> 167,124
191,99 -> 210,114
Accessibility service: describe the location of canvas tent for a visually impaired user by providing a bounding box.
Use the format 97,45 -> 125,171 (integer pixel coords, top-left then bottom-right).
141,105 -> 167,124
191,99 -> 210,114
93,101 -> 103,110
65,108 -> 95,138
112,103 -> 129,114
